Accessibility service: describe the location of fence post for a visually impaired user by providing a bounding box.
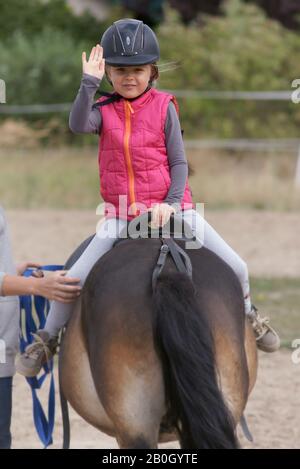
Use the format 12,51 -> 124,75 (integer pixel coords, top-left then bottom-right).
295,145 -> 300,188
0,79 -> 5,103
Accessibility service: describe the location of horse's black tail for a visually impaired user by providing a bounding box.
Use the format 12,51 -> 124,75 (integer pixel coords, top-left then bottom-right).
152,271 -> 238,449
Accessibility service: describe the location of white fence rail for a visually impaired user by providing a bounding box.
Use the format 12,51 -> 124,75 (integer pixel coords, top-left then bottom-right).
0,89 -> 295,114
1,90 -> 299,186
184,139 -> 300,187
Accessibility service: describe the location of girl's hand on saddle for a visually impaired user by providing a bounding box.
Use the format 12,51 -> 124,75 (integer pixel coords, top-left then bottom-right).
33,271 -> 82,303
82,44 -> 105,80
148,203 -> 176,228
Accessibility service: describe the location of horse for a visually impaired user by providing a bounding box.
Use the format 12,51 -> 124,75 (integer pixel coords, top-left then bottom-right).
59,215 -> 257,449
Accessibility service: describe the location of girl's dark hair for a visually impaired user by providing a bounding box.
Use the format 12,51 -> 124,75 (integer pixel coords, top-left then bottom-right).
150,64 -> 159,83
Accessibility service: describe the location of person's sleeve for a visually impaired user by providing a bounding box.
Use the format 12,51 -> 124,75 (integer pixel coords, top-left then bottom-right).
164,101 -> 188,210
69,73 -> 103,134
0,271 -> 5,296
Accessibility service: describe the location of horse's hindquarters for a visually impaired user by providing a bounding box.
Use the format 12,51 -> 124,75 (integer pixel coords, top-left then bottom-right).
212,306 -> 257,426
244,321 -> 258,395
60,299 -> 178,447
59,301 -> 115,436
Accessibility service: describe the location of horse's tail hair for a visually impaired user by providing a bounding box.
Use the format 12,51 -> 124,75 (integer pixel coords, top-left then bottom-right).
152,271 -> 238,449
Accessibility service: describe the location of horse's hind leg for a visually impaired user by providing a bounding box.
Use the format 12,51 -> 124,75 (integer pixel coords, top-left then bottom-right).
117,434 -> 157,449
93,347 -> 165,449
107,381 -> 164,449
107,406 -> 162,449
114,408 -> 161,449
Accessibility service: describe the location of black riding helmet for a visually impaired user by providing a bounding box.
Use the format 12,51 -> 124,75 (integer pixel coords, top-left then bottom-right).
100,19 -> 160,66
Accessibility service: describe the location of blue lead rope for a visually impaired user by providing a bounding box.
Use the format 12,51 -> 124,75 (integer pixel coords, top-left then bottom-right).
19,265 -> 63,448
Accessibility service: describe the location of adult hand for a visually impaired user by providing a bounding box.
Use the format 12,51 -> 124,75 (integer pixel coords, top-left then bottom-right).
34,271 -> 82,303
16,262 -> 43,276
82,44 -> 105,80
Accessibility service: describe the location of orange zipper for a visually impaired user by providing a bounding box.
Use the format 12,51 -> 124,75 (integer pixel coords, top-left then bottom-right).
124,100 -> 138,215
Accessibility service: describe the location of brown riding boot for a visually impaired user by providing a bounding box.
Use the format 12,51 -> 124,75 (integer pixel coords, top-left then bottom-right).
248,305 -> 280,353
15,330 -> 58,377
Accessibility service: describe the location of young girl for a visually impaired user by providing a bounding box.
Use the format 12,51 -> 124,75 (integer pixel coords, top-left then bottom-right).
0,206 -> 81,448
16,18 -> 279,378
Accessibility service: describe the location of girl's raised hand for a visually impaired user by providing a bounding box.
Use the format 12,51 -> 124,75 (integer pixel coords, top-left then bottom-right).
82,44 -> 105,80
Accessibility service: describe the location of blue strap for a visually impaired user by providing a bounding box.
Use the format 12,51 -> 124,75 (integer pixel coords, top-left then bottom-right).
19,265 -> 63,448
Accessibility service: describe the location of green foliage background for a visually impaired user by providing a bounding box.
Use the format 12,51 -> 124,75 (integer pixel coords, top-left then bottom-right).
0,0 -> 300,139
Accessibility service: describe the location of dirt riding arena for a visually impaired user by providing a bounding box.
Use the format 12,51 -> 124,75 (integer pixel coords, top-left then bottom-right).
6,209 -> 300,449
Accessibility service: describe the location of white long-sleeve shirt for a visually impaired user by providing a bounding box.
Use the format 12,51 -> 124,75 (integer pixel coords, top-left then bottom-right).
0,207 -> 19,377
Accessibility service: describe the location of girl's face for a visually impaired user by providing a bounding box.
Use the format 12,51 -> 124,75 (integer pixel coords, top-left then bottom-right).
106,64 -> 153,99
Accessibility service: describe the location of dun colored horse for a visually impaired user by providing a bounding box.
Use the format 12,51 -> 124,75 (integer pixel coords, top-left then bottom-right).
59,217 -> 257,449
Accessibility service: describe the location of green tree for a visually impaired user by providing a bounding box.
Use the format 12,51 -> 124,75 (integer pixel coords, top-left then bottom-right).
0,0 -> 106,43
156,3 -> 300,138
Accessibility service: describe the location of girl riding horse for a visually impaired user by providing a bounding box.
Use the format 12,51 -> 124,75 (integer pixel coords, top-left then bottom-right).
16,18 -> 279,378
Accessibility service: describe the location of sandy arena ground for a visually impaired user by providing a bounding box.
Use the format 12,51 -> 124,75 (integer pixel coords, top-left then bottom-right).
5,209 -> 300,449
6,209 -> 299,278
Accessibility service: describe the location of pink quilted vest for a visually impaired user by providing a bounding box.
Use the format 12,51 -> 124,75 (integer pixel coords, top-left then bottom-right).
97,88 -> 194,220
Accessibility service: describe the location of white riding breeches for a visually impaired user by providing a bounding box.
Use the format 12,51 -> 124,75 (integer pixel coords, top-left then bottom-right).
44,210 -> 250,338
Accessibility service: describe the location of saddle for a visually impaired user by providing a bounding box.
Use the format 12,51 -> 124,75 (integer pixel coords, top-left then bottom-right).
113,212 -> 201,290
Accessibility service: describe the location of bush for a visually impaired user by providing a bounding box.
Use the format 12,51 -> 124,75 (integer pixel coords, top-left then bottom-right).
0,2 -> 117,143
0,0 -> 106,43
1,0 -> 300,141
0,28 -> 87,105
156,2 -> 300,138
